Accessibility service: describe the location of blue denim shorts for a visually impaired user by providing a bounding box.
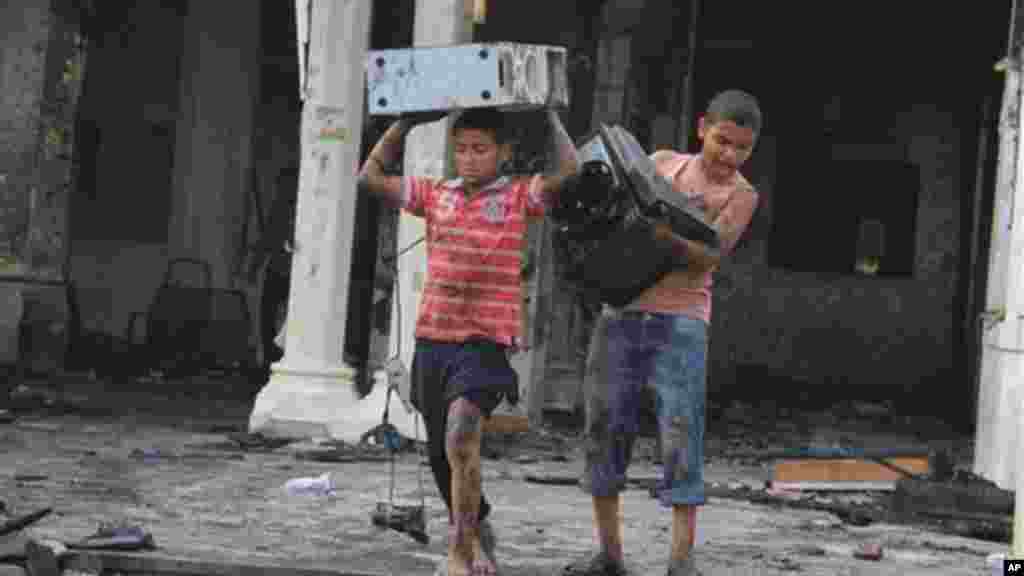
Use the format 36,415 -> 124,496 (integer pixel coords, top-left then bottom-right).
410,338 -> 518,417
581,308 -> 708,507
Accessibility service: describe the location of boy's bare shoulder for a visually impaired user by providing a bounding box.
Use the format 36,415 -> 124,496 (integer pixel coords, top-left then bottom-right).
733,172 -> 758,198
650,149 -> 695,177
650,149 -> 690,165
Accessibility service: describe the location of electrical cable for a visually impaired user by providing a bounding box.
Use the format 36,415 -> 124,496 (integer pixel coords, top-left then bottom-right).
379,234 -> 427,526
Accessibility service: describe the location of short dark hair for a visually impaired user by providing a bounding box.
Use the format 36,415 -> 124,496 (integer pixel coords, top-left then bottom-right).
451,107 -> 508,143
705,90 -> 762,135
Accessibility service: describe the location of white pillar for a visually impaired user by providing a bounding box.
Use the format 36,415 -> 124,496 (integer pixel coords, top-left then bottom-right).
249,0 -> 418,443
973,57 -> 1024,491
388,0 -> 471,393
1016,391 -> 1024,558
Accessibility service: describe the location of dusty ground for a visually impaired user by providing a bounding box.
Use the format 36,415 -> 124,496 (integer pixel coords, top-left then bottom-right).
0,375 -> 1007,575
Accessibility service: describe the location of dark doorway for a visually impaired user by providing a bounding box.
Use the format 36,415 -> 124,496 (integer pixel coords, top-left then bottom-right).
344,0 -> 416,396
71,1 -> 187,245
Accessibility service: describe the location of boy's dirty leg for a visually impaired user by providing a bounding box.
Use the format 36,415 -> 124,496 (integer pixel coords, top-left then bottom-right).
668,505 -> 695,574
594,495 -> 624,564
445,398 -> 495,575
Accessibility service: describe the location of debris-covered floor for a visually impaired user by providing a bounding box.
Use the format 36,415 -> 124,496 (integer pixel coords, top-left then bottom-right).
0,375 -> 1010,575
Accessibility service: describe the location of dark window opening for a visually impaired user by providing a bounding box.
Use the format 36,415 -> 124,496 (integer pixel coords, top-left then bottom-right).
71,1 -> 186,244
767,159 -> 919,277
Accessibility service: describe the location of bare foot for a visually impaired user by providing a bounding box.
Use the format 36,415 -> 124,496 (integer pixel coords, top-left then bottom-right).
446,526 -> 475,576
446,558 -> 473,576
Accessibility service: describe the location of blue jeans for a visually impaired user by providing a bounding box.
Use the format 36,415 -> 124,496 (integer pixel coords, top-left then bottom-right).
581,309 -> 708,507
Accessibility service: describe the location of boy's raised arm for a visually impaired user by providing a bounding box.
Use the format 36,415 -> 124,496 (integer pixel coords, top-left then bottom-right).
357,119 -> 411,206
358,111 -> 447,206
537,109 -> 579,206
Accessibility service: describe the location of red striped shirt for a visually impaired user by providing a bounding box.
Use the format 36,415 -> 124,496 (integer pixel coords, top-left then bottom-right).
402,174 -> 545,347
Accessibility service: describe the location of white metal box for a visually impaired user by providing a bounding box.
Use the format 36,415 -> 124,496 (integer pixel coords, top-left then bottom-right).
366,43 -> 569,115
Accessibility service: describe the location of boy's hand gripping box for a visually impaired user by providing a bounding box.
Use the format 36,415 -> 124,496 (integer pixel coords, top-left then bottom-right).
366,43 -> 569,115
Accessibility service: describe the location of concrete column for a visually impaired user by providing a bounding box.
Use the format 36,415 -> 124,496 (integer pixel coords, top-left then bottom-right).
0,0 -> 54,363
0,0 -> 51,265
388,0 -> 471,395
250,0 -> 420,443
973,56 -> 1024,491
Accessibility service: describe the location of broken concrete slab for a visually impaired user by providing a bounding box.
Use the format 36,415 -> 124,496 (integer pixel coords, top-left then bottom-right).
226,432 -> 297,451
0,509 -> 52,538
0,565 -> 26,576
63,551 -> 390,576
892,476 -> 1013,516
773,456 -> 931,486
12,421 -> 60,433
292,439 -> 392,463
24,539 -> 60,576
771,480 -> 900,492
0,532 -> 30,562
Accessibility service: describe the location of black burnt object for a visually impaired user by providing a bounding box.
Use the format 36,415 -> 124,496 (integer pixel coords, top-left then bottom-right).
371,502 -> 429,545
550,124 -> 719,308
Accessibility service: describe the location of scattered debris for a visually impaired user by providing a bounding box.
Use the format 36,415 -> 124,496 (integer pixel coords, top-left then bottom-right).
182,451 -> 244,462
226,432 -> 296,452
770,480 -> 898,492
283,473 -> 334,496
370,502 -> 428,545
768,555 -> 802,571
921,540 -> 993,556
13,421 -> 60,433
130,448 -> 176,462
7,385 -> 55,412
852,402 -> 890,418
524,474 -> 578,486
66,523 -> 156,551
0,508 -> 53,538
481,428 -> 573,462
794,544 -> 827,556
893,474 -> 1012,516
764,485 -> 804,501
24,539 -> 61,576
204,424 -> 242,434
293,441 -> 391,463
0,533 -> 31,562
5,384 -> 82,418
360,422 -> 416,452
890,474 -> 1013,542
701,484 -> 880,527
524,473 -> 658,491
184,432 -> 297,453
853,542 -> 883,561
129,447 -> 244,463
